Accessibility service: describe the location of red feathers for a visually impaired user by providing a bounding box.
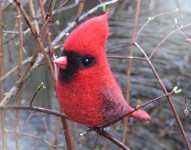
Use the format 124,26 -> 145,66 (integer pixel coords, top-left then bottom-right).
64,13 -> 110,55
54,13 -> 151,127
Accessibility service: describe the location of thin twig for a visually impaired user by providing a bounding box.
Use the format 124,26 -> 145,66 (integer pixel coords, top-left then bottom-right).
134,42 -> 191,150
0,51 -> 31,82
2,1 -> 12,11
0,105 -> 67,118
0,1 -> 6,149
0,47 -> 39,106
15,8 -> 23,150
29,82 -> 46,107
14,0 -> 55,82
122,0 -> 141,147
7,131 -> 57,148
61,117 -> 76,150
38,0 -> 54,57
107,43 -> 132,52
42,117 -> 54,150
149,22 -> 191,58
125,91 -> 174,116
149,30 -> 176,58
0,0 -> 3,100
76,0 -> 84,19
136,9 -> 179,41
53,118 -> 62,150
103,90 -> 175,128
40,0 -> 69,34
107,55 -> 146,61
176,25 -> 191,42
28,0 -> 40,33
53,0 -> 78,14
46,0 -> 57,19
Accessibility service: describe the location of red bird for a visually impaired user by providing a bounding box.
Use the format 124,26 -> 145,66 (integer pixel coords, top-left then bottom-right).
54,13 -> 151,127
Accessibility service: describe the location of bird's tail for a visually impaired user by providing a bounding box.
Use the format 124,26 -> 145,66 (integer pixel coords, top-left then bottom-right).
128,105 -> 151,121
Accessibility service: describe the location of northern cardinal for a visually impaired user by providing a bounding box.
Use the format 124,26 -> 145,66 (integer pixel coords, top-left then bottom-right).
54,13 -> 151,127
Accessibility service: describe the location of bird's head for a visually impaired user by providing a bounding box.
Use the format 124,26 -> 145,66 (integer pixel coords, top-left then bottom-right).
53,13 -> 110,83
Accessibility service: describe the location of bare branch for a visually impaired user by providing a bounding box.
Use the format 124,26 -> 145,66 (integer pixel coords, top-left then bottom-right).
134,42 -> 191,150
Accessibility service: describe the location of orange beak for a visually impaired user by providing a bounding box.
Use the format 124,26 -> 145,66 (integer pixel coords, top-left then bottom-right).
53,56 -> 68,70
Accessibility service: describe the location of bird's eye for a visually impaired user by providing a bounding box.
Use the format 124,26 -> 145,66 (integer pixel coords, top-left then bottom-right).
82,56 -> 95,68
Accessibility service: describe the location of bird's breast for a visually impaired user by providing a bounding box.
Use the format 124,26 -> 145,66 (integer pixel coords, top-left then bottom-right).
56,81 -> 106,126
56,79 -> 128,127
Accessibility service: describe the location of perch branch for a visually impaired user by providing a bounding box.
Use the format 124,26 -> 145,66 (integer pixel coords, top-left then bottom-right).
95,128 -> 131,150
0,90 -> 178,149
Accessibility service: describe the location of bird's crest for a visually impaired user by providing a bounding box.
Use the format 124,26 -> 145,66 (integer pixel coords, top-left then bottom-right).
64,13 -> 110,54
